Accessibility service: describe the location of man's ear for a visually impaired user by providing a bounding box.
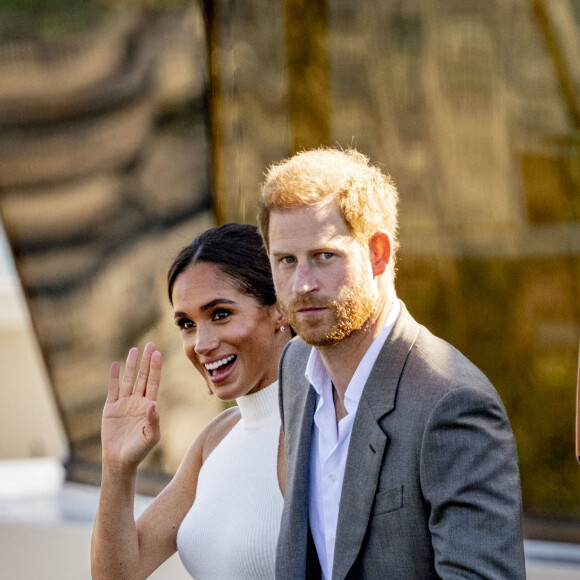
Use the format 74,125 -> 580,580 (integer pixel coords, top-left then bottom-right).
369,231 -> 392,278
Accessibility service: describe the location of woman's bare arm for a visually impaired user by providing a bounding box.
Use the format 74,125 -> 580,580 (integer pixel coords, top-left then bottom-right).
91,343 -> 240,579
91,343 -> 165,579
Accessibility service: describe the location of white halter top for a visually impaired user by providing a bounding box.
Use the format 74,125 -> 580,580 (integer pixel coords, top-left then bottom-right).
177,381 -> 283,579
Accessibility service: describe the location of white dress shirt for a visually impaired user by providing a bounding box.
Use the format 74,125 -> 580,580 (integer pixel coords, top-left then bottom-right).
306,300 -> 400,580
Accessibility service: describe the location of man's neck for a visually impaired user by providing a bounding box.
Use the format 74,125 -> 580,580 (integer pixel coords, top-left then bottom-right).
317,289 -> 396,402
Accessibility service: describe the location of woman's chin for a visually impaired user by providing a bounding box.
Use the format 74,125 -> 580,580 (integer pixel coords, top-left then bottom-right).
208,380 -> 242,402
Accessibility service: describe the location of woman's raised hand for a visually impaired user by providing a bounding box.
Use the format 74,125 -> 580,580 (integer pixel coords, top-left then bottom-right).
101,343 -> 162,470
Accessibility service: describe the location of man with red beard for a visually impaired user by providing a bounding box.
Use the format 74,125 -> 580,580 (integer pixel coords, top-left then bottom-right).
258,148 -> 525,580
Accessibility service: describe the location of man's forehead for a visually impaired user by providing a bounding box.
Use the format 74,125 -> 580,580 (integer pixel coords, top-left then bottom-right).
269,207 -> 358,253
270,200 -> 342,229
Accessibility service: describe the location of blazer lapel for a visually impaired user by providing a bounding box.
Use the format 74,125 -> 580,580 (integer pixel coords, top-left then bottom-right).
331,303 -> 420,580
278,376 -> 317,578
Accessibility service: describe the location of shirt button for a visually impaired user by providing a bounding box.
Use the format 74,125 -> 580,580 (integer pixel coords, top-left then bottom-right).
330,537 -> 336,545
329,474 -> 337,483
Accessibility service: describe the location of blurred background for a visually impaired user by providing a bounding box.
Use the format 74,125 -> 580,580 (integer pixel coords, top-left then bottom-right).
0,0 -> 579,577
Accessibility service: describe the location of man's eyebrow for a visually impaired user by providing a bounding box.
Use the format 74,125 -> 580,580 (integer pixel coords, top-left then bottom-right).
173,298 -> 236,318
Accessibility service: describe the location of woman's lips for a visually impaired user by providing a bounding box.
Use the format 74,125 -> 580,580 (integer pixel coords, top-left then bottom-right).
205,355 -> 237,382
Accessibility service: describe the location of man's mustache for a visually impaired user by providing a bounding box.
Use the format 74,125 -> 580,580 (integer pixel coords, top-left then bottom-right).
281,298 -> 334,312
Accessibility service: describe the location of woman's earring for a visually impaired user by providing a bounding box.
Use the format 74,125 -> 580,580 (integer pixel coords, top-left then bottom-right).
279,326 -> 285,332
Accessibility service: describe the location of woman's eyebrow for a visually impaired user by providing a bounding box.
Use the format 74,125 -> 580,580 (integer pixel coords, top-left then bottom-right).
173,298 -> 237,319
200,298 -> 236,312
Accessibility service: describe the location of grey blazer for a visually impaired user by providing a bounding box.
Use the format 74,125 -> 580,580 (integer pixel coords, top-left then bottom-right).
276,302 -> 526,580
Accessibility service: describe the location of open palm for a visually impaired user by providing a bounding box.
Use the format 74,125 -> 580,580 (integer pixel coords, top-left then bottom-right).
101,343 -> 162,469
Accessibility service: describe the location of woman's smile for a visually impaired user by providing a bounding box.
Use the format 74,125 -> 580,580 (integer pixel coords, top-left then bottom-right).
203,354 -> 237,380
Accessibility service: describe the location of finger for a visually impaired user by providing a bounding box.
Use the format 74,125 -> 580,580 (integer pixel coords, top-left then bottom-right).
120,347 -> 139,397
134,342 -> 156,395
107,362 -> 120,403
144,350 -> 162,401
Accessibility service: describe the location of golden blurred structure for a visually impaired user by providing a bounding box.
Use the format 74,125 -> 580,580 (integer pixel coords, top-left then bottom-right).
0,0 -> 579,539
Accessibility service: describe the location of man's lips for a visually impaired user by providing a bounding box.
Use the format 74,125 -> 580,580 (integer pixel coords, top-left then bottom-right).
296,306 -> 327,315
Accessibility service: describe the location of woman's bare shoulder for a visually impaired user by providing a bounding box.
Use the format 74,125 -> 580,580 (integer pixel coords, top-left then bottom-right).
199,406 -> 241,461
176,405 -> 241,471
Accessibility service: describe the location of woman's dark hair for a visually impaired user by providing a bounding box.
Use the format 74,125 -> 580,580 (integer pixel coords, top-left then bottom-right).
167,223 -> 276,307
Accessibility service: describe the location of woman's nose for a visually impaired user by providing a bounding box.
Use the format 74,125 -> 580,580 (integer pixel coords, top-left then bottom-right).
192,326 -> 219,355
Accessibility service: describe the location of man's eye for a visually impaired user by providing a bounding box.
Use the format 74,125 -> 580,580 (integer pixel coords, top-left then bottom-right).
282,256 -> 295,264
176,318 -> 195,330
321,252 -> 334,260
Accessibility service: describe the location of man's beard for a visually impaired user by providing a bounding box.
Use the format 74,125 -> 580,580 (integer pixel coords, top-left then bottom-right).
281,277 -> 377,347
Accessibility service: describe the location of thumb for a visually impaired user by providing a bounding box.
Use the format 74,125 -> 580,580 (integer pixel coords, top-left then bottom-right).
146,401 -> 158,423
144,402 -> 160,445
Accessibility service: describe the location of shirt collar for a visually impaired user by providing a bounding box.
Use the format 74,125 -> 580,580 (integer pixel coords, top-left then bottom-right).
305,299 -> 401,405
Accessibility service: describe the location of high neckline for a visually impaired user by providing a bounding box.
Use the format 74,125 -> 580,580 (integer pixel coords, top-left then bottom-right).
236,381 -> 279,427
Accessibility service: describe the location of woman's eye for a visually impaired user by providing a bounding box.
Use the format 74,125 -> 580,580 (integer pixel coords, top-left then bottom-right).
212,309 -> 231,321
321,252 -> 334,260
281,256 -> 295,264
176,318 -> 195,330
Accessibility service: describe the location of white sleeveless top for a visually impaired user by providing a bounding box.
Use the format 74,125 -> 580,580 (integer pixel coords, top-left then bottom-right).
177,381 -> 283,579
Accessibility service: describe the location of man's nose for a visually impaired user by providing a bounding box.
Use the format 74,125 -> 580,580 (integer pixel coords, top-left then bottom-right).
292,262 -> 318,295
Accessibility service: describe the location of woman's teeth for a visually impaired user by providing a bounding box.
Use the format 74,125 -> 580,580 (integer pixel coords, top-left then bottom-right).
205,355 -> 236,371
